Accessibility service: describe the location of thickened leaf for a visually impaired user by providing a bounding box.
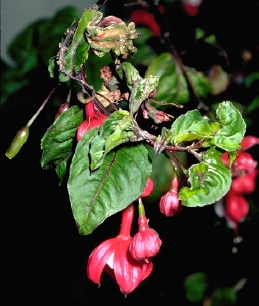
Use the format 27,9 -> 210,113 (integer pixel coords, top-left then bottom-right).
179,147 -> 232,207
41,105 -> 83,169
170,110 -> 213,144
90,110 -> 135,170
55,9 -> 99,81
211,101 -> 246,151
68,137 -> 152,235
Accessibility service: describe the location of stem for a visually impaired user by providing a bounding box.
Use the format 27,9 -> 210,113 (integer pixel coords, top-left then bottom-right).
66,87 -> 72,104
26,85 -> 59,127
138,198 -> 145,217
119,203 -> 135,236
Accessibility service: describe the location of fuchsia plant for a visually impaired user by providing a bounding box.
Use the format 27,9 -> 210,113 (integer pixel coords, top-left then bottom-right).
4,0 -> 258,296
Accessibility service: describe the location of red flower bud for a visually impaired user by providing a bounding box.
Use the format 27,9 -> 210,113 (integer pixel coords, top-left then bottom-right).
224,190 -> 249,224
130,216 -> 162,261
159,177 -> 182,217
55,102 -> 70,119
141,177 -> 154,197
159,189 -> 181,217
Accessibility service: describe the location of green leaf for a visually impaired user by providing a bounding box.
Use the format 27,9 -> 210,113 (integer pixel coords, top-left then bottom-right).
211,288 -> 237,306
116,62 -> 142,89
170,110 -> 213,145
179,147 -> 232,207
145,53 -> 211,105
68,137 -> 152,235
184,272 -> 208,302
208,101 -> 246,151
57,10 -> 97,81
41,105 -> 84,171
90,109 -> 136,170
145,53 -> 189,104
186,66 -> 212,97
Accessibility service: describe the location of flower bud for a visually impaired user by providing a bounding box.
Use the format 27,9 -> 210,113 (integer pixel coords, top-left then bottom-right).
5,126 -> 29,159
159,189 -> 181,217
159,177 -> 182,217
130,216 -> 162,261
55,102 -> 70,119
224,190 -> 249,223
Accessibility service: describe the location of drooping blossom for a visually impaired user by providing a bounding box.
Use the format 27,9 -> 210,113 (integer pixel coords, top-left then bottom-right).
87,204 -> 153,295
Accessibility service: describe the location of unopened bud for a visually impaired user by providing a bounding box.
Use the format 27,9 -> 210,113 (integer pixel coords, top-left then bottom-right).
5,126 -> 29,159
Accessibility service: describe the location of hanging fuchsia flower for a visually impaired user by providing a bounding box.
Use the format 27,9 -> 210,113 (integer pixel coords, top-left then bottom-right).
220,135 -> 259,232
130,201 -> 162,261
159,176 -> 182,217
224,189 -> 249,224
130,9 -> 161,37
87,204 -> 153,295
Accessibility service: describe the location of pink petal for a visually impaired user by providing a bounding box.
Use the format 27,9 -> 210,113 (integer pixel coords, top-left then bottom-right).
240,136 -> 259,151
87,238 -> 117,284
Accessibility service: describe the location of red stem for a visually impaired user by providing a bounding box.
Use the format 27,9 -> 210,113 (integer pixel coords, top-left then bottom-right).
119,203 -> 135,236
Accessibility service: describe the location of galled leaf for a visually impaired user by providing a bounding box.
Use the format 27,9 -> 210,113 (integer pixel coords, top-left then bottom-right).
90,109 -> 136,170
170,110 -> 213,145
179,147 -> 232,207
68,132 -> 152,234
41,105 -> 84,173
208,101 -> 246,151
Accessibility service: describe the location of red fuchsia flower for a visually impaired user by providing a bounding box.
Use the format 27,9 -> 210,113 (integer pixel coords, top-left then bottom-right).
87,204 -> 153,295
239,135 -> 259,151
141,177 -> 154,197
231,170 -> 258,194
130,201 -> 162,262
130,9 -> 161,37
159,176 -> 182,217
220,135 -> 259,234
181,0 -> 203,17
224,189 -> 249,225
76,101 -> 107,141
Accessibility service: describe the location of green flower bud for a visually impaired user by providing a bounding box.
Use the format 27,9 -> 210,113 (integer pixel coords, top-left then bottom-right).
5,126 -> 29,159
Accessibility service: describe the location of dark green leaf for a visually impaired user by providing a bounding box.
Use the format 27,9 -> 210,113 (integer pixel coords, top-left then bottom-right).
211,288 -> 237,306
41,105 -> 83,169
179,147 -> 232,207
68,138 -> 152,235
184,272 -> 208,302
186,66 -> 212,97
55,152 -> 73,186
145,53 -> 189,104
